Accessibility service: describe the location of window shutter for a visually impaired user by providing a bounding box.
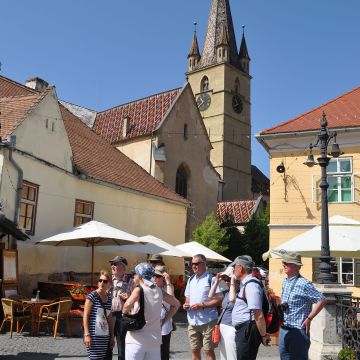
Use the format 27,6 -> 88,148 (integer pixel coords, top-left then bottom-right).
312,174 -> 321,203
354,259 -> 360,287
312,258 -> 321,282
353,174 -> 360,203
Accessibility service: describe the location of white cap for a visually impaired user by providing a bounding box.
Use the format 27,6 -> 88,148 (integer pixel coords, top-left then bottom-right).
220,266 -> 234,278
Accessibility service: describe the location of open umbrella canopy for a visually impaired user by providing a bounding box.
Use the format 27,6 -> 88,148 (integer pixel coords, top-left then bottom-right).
265,215 -> 360,259
36,220 -> 141,284
175,241 -> 231,262
116,235 -> 189,257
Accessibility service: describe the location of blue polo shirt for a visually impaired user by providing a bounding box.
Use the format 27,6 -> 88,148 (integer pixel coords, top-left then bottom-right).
185,271 -> 220,326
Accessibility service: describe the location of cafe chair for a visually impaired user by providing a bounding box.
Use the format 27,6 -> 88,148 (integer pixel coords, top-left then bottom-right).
38,299 -> 73,338
0,298 -> 32,338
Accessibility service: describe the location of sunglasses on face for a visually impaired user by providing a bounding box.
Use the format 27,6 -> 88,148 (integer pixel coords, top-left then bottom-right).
154,274 -> 164,278
192,262 -> 204,266
98,279 -> 108,284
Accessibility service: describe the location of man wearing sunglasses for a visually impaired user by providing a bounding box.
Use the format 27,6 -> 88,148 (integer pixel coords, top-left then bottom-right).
184,254 -> 222,360
109,256 -> 134,360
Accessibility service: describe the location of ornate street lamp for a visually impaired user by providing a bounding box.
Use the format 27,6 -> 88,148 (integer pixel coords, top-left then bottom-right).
303,112 -> 342,284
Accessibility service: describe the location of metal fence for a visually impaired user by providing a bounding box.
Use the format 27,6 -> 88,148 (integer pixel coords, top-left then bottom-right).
336,295 -> 360,358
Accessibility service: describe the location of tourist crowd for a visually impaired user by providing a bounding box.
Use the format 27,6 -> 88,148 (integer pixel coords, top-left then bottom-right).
83,251 -> 326,360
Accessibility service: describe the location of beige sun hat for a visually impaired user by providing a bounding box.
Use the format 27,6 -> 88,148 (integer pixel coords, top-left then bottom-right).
282,251 -> 303,266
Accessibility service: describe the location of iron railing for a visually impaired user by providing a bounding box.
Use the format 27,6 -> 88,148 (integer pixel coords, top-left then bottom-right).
336,295 -> 360,358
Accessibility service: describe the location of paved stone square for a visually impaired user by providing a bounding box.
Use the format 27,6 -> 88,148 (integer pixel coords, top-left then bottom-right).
0,312 -> 279,359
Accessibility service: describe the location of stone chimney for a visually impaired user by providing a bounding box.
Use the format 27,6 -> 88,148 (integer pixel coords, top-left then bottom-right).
25,77 -> 49,92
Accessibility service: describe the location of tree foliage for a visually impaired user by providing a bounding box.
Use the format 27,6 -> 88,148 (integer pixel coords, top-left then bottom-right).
222,209 -> 270,266
193,212 -> 229,253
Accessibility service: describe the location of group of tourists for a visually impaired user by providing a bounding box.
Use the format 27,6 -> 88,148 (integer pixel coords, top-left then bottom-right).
82,251 -> 327,360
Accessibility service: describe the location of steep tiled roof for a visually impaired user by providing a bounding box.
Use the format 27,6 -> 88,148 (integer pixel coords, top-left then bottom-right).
0,93 -> 47,139
61,105 -> 189,205
0,75 -> 38,97
217,199 -> 257,224
260,86 -> 360,135
188,32 -> 200,58
94,88 -> 181,144
197,0 -> 240,70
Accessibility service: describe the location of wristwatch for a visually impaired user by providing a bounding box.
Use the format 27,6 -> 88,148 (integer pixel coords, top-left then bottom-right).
84,333 -> 90,337
202,302 -> 206,310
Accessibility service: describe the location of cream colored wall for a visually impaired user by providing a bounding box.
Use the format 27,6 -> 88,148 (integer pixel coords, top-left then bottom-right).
268,150 -> 360,296
14,90 -> 73,172
188,64 -> 251,199
118,138 -> 153,175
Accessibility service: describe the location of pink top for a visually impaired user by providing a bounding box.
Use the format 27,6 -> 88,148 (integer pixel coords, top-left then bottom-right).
125,284 -> 163,347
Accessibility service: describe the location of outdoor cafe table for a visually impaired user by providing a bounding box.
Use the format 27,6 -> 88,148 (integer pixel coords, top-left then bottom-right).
22,299 -> 51,336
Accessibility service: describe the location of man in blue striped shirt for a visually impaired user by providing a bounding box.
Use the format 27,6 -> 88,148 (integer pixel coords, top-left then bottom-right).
279,252 -> 327,360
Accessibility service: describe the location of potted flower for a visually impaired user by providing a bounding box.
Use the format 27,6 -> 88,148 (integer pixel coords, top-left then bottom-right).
338,347 -> 356,360
67,285 -> 89,301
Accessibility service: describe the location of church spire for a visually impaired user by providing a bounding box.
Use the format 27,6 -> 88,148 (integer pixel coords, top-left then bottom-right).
239,26 -> 250,73
188,22 -> 201,72
197,0 -> 240,69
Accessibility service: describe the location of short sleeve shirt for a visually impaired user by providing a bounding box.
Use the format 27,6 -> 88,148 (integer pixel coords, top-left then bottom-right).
232,274 -> 263,326
219,290 -> 234,326
185,271 -> 220,326
281,275 -> 325,329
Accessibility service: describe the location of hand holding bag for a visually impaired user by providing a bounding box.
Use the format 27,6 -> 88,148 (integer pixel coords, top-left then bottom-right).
121,285 -> 146,331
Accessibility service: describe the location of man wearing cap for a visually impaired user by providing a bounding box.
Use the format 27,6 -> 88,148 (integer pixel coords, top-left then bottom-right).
109,256 -> 134,360
229,255 -> 270,360
279,252 -> 326,360
148,254 -> 165,267
183,254 -> 222,360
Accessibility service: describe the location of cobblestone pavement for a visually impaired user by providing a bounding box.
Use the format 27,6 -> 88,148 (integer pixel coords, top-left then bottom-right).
0,312 -> 279,359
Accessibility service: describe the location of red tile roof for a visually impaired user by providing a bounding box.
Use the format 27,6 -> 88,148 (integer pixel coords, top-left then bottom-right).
61,105 -> 189,205
94,88 -> 181,144
0,93 -> 47,139
0,75 -> 38,97
260,85 -> 360,135
217,200 -> 257,224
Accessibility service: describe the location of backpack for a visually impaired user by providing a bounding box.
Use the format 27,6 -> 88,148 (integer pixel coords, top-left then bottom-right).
188,273 -> 213,287
239,279 -> 281,334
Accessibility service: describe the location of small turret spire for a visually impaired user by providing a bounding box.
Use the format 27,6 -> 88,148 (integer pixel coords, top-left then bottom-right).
187,21 -> 201,72
239,25 -> 250,73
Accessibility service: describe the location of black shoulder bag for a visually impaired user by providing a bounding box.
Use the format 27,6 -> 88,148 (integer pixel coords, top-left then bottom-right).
121,285 -> 146,331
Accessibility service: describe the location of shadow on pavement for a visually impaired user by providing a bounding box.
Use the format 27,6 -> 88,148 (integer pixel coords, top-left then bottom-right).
1,355 -> 88,360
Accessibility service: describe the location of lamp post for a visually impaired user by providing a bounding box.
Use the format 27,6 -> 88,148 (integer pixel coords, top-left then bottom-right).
304,112 -> 342,284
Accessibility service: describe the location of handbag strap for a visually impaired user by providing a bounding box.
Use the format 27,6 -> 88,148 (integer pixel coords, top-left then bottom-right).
137,285 -> 145,318
217,291 -> 231,325
94,291 -> 110,327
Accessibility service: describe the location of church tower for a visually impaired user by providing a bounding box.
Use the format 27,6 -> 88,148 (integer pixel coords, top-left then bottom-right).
187,0 -> 251,200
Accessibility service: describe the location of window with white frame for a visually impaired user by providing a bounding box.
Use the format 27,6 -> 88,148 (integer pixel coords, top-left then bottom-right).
313,157 -> 353,203
330,257 -> 354,285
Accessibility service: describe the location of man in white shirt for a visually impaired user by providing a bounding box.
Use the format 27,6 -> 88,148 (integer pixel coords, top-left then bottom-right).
110,256 -> 134,360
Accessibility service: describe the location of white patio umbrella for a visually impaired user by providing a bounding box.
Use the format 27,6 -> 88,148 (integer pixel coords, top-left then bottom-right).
36,220 -> 142,285
175,241 -> 231,262
263,215 -> 360,260
116,235 -> 189,258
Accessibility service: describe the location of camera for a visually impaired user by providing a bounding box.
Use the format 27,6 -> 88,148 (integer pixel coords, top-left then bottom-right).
278,302 -> 289,312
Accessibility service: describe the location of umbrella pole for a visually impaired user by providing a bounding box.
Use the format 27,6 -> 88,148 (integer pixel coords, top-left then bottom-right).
91,243 -> 95,287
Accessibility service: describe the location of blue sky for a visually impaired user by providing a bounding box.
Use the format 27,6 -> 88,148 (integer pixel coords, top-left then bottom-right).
1,0 -> 360,176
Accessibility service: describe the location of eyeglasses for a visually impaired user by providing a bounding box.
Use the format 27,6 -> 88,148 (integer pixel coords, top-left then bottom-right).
191,262 -> 204,266
153,274 -> 164,278
98,279 -> 108,284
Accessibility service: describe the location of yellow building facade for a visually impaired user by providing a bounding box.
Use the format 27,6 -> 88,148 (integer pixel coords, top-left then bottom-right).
257,86 -> 360,296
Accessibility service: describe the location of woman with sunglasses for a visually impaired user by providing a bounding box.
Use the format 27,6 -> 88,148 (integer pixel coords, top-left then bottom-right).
209,267 -> 238,360
83,270 -> 114,360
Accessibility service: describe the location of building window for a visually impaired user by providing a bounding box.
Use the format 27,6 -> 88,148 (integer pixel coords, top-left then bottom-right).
313,157 -> 354,203
74,199 -> 94,226
235,78 -> 240,93
19,181 -> 39,235
183,124 -> 188,140
176,166 -> 188,198
331,257 -> 354,285
200,76 -> 209,92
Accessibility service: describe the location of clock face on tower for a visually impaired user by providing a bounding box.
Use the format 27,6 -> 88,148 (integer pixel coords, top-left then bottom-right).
232,94 -> 243,114
196,93 -> 211,111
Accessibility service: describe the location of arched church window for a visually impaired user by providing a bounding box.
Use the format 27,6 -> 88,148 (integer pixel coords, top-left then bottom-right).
176,165 -> 188,198
235,78 -> 240,94
201,76 -> 209,92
